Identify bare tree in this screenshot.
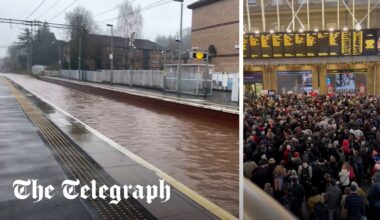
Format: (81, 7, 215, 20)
(65, 6, 98, 37)
(65, 6, 98, 69)
(116, 0, 143, 39)
(155, 28, 192, 59)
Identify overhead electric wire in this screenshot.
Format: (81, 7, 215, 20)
(36, 0, 61, 20)
(97, 0, 172, 23)
(25, 0, 47, 20)
(50, 0, 79, 21)
(0, 18, 85, 30)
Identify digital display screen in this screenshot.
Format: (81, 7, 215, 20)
(272, 34, 284, 57)
(244, 29, 379, 58)
(352, 31, 363, 55)
(249, 34, 261, 58)
(283, 33, 295, 57)
(363, 29, 377, 55)
(295, 33, 306, 57)
(329, 31, 341, 56)
(341, 31, 353, 55)
(306, 32, 318, 57)
(260, 34, 272, 58)
(243, 34, 250, 59)
(317, 32, 329, 56)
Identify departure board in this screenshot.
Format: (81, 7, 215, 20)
(317, 32, 329, 56)
(243, 34, 250, 58)
(272, 34, 284, 57)
(341, 31, 353, 55)
(260, 34, 272, 58)
(283, 33, 295, 57)
(378, 30, 380, 54)
(295, 33, 306, 57)
(329, 31, 341, 56)
(249, 34, 261, 58)
(306, 32, 317, 57)
(363, 30, 377, 55)
(353, 31, 363, 55)
(244, 29, 379, 59)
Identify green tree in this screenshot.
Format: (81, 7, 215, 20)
(33, 22, 59, 66)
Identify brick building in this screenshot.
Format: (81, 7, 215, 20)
(188, 0, 239, 72)
(63, 34, 166, 71)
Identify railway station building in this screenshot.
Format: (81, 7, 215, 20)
(188, 0, 239, 73)
(244, 0, 380, 96)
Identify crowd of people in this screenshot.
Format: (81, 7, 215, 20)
(243, 94, 380, 220)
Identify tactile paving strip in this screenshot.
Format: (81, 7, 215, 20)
(2, 77, 156, 220)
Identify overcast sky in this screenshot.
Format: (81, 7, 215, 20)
(0, 0, 197, 58)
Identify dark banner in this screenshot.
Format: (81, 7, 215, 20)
(244, 72, 263, 84)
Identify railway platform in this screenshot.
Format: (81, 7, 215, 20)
(0, 75, 236, 220)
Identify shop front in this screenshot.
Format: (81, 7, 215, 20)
(244, 71, 263, 97)
(276, 71, 313, 94)
(326, 69, 367, 94)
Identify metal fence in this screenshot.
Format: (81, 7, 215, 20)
(164, 64, 213, 96)
(57, 69, 164, 89)
(55, 67, 214, 96)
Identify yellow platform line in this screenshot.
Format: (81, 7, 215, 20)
(5, 76, 237, 220)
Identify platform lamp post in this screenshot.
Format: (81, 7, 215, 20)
(174, 0, 184, 95)
(107, 24, 114, 84)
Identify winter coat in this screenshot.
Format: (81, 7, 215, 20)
(324, 185, 342, 210)
(339, 169, 350, 186)
(368, 182, 380, 207)
(342, 139, 350, 154)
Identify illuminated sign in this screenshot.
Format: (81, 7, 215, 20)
(341, 31, 353, 55)
(363, 29, 377, 55)
(243, 34, 250, 58)
(272, 34, 284, 57)
(329, 31, 341, 56)
(317, 32, 329, 56)
(261, 34, 272, 58)
(249, 34, 261, 58)
(352, 31, 363, 55)
(283, 33, 295, 57)
(244, 29, 379, 59)
(295, 33, 306, 57)
(306, 32, 318, 57)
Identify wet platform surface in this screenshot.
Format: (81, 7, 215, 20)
(1, 75, 235, 219)
(0, 79, 95, 220)
(6, 73, 239, 216)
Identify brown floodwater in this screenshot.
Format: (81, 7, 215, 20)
(7, 74, 239, 217)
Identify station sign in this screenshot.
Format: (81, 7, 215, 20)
(244, 29, 379, 59)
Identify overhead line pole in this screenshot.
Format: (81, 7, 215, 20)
(0, 18, 85, 75)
